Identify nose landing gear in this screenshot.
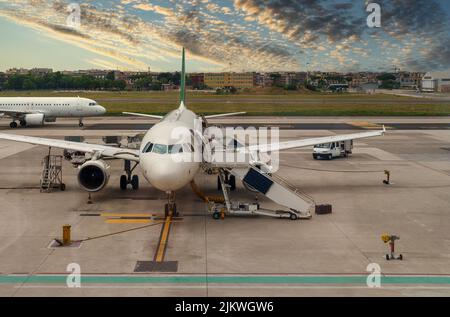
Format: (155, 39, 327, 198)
(164, 191, 178, 217)
(120, 160, 139, 190)
(78, 118, 84, 128)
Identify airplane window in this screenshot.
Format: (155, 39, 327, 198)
(169, 144, 183, 154)
(142, 142, 154, 153)
(152, 144, 167, 154)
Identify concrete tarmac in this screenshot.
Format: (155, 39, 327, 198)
(0, 116, 449, 296)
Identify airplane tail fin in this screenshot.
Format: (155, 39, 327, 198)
(179, 47, 186, 110)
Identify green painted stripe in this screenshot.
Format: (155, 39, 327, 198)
(0, 275, 449, 285)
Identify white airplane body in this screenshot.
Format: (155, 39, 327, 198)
(0, 48, 385, 215)
(0, 97, 106, 128)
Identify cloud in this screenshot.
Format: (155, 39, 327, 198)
(0, 0, 449, 72)
(0, 0, 301, 71)
(233, 0, 363, 45)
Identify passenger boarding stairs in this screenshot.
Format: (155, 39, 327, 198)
(230, 165, 314, 219)
(40, 155, 64, 192)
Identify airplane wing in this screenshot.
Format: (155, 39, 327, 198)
(240, 127, 385, 153)
(205, 112, 246, 119)
(0, 133, 140, 162)
(0, 109, 39, 117)
(122, 112, 163, 119)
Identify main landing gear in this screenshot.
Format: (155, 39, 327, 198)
(165, 191, 178, 217)
(120, 160, 139, 190)
(78, 118, 84, 128)
(9, 120, 27, 128)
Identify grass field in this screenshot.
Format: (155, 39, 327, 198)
(1, 90, 449, 116)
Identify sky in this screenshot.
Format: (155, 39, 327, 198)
(0, 0, 449, 72)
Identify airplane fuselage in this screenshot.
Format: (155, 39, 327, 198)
(0, 97, 106, 126)
(138, 104, 200, 191)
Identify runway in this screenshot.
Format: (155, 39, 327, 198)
(1, 116, 449, 131)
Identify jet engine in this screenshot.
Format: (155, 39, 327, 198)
(77, 160, 110, 192)
(23, 113, 45, 126)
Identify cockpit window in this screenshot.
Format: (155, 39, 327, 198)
(152, 144, 168, 154)
(89, 102, 97, 106)
(142, 142, 154, 153)
(168, 144, 183, 154)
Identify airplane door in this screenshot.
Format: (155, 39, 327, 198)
(76, 100, 83, 114)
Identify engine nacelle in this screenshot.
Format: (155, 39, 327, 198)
(77, 160, 110, 192)
(24, 113, 45, 126)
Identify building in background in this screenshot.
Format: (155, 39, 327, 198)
(5, 68, 31, 75)
(188, 73, 205, 88)
(421, 72, 450, 92)
(395, 71, 424, 89)
(29, 68, 53, 76)
(204, 72, 255, 89)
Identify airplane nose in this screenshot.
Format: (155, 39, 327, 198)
(143, 157, 187, 191)
(99, 106, 106, 115)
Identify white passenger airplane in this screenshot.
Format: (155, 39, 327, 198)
(0, 48, 385, 217)
(0, 97, 106, 128)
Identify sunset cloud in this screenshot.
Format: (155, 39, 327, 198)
(0, 0, 449, 72)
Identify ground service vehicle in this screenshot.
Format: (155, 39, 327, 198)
(313, 140, 353, 160)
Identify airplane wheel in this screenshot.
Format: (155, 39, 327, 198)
(120, 175, 127, 190)
(385, 254, 390, 261)
(79, 122, 84, 128)
(229, 175, 236, 191)
(19, 120, 26, 127)
(60, 183, 66, 191)
(173, 204, 178, 217)
(328, 154, 332, 160)
(289, 213, 298, 221)
(164, 204, 169, 217)
(9, 122, 17, 128)
(131, 175, 139, 190)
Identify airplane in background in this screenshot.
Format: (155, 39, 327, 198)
(0, 97, 106, 128)
(0, 48, 385, 219)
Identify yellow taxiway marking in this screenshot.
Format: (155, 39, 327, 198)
(101, 213, 154, 218)
(105, 219, 154, 224)
(155, 216, 172, 262)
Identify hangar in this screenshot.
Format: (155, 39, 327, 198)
(421, 71, 450, 92)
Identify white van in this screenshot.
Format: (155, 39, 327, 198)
(313, 140, 353, 160)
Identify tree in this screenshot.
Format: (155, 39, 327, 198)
(23, 79, 37, 90)
(285, 83, 298, 91)
(106, 71, 115, 81)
